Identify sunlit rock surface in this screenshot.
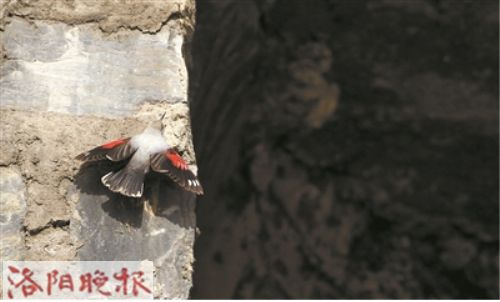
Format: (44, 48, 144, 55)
(0, 0, 197, 298)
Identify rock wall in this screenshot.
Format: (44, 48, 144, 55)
(0, 0, 197, 298)
(190, 0, 498, 299)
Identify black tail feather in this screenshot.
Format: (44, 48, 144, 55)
(101, 167, 144, 198)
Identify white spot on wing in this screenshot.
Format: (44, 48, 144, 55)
(147, 228, 167, 237)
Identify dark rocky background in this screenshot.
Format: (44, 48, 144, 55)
(188, 0, 499, 299)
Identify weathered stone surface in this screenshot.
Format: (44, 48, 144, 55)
(0, 0, 194, 34)
(71, 165, 196, 298)
(0, 0, 197, 299)
(0, 166, 26, 260)
(1, 18, 188, 117)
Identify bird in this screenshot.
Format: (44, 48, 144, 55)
(75, 117, 203, 198)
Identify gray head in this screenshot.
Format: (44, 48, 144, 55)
(146, 112, 166, 132)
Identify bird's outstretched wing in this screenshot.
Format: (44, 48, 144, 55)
(75, 138, 137, 162)
(150, 148, 204, 195)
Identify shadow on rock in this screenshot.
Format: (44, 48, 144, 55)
(74, 161, 144, 228)
(143, 172, 197, 229)
(74, 162, 196, 230)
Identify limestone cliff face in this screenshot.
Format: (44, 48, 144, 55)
(0, 0, 197, 298)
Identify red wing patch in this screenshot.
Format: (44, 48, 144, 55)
(102, 139, 128, 149)
(165, 149, 188, 170)
(76, 137, 134, 162)
(150, 150, 204, 195)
